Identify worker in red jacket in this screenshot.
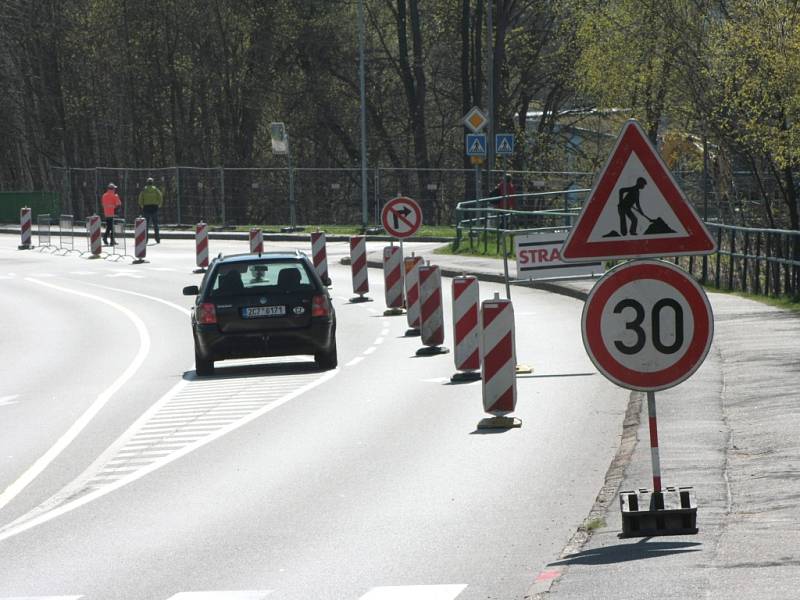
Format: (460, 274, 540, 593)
(101, 183, 122, 245)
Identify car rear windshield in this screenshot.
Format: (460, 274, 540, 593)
(209, 261, 314, 296)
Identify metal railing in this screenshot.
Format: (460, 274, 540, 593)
(37, 214, 54, 250)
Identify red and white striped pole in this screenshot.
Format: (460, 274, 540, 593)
(87, 214, 102, 258)
(451, 275, 481, 381)
(478, 292, 520, 428)
(311, 230, 328, 284)
(249, 227, 263, 254)
(194, 221, 209, 273)
(404, 254, 424, 335)
(18, 207, 32, 250)
(132, 217, 147, 264)
(647, 391, 662, 492)
(382, 245, 404, 315)
(416, 264, 449, 356)
(349, 235, 370, 301)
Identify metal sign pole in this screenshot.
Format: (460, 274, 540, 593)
(647, 391, 662, 493)
(287, 133, 296, 230)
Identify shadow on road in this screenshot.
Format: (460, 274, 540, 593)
(184, 360, 321, 381)
(549, 539, 702, 566)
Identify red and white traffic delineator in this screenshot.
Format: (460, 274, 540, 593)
(18, 207, 32, 250)
(404, 254, 424, 334)
(194, 221, 209, 272)
(451, 275, 481, 381)
(311, 230, 329, 284)
(133, 217, 147, 263)
(249, 227, 263, 254)
(382, 245, 405, 314)
(87, 214, 102, 258)
(478, 292, 520, 428)
(349, 235, 370, 301)
(416, 264, 449, 355)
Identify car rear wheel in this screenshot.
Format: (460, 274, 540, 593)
(195, 346, 215, 376)
(315, 339, 338, 370)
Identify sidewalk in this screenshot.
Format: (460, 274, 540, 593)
(369, 248, 800, 600)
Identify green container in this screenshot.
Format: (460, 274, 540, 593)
(0, 191, 61, 224)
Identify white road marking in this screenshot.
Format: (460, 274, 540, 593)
(0, 279, 151, 516)
(0, 596, 84, 599)
(166, 592, 273, 599)
(359, 585, 467, 599)
(0, 395, 19, 407)
(363, 346, 376, 355)
(106, 272, 143, 278)
(0, 366, 340, 542)
(374, 337, 384, 345)
(146, 267, 178, 272)
(422, 377, 452, 384)
(346, 356, 365, 367)
(69, 271, 97, 275)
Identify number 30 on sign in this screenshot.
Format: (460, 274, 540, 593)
(581, 260, 713, 392)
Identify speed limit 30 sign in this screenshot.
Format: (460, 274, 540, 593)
(582, 260, 713, 392)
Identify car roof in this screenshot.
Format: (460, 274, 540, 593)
(213, 251, 309, 265)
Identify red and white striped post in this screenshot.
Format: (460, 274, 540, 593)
(478, 292, 521, 428)
(647, 391, 662, 492)
(403, 254, 424, 335)
(249, 227, 263, 254)
(132, 217, 147, 264)
(18, 207, 32, 250)
(194, 221, 209, 273)
(87, 214, 102, 258)
(349, 235, 370, 301)
(451, 275, 481, 381)
(416, 264, 449, 356)
(311, 230, 329, 284)
(382, 245, 404, 315)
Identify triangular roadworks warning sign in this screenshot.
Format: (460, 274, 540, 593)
(561, 120, 716, 262)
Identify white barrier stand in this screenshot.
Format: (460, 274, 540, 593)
(403, 254, 424, 336)
(87, 214, 102, 258)
(133, 217, 147, 264)
(478, 292, 521, 428)
(249, 227, 264, 254)
(416, 263, 449, 356)
(451, 275, 481, 382)
(349, 235, 371, 302)
(311, 230, 329, 284)
(382, 245, 405, 315)
(194, 221, 209, 273)
(18, 207, 32, 250)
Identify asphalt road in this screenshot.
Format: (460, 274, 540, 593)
(0, 234, 629, 599)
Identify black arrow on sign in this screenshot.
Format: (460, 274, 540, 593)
(392, 206, 412, 229)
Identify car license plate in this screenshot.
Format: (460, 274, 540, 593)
(242, 305, 286, 318)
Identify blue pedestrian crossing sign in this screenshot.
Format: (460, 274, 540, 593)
(496, 133, 515, 155)
(466, 133, 487, 156)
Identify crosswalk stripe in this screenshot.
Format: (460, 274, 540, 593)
(165, 592, 272, 599)
(359, 585, 467, 600)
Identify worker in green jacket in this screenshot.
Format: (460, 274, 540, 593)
(138, 177, 163, 243)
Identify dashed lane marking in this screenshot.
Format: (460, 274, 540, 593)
(166, 592, 273, 599)
(0, 395, 19, 407)
(358, 585, 467, 599)
(346, 356, 365, 367)
(363, 347, 376, 355)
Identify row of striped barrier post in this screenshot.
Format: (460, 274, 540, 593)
(350, 235, 369, 301)
(87, 215, 102, 258)
(18, 207, 32, 250)
(404, 254, 424, 336)
(382, 245, 404, 315)
(250, 228, 263, 254)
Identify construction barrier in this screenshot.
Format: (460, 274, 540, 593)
(195, 221, 209, 272)
(249, 227, 263, 254)
(451, 275, 481, 381)
(311, 231, 328, 283)
(86, 214, 102, 257)
(478, 293, 520, 428)
(416, 264, 448, 355)
(349, 235, 370, 301)
(108, 218, 127, 260)
(18, 207, 32, 249)
(404, 254, 424, 334)
(38, 213, 53, 249)
(382, 245, 404, 314)
(133, 217, 147, 263)
(58, 214, 75, 253)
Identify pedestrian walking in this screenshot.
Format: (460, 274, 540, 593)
(138, 176, 163, 243)
(101, 183, 121, 245)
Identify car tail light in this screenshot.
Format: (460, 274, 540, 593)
(312, 294, 330, 317)
(197, 302, 217, 324)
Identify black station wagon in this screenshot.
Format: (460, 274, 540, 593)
(183, 251, 337, 375)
